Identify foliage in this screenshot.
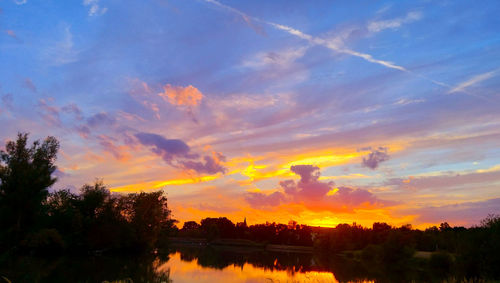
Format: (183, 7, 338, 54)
(0, 133, 175, 255)
(44, 182, 175, 253)
(0, 133, 59, 247)
(177, 219, 313, 246)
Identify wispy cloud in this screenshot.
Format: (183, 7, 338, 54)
(128, 79, 162, 120)
(37, 98, 61, 127)
(13, 0, 27, 5)
(203, 0, 467, 95)
(43, 25, 79, 66)
(0, 93, 14, 115)
(83, 0, 107, 17)
(23, 78, 37, 93)
(242, 47, 308, 69)
(367, 11, 422, 33)
(203, 0, 408, 72)
(394, 98, 425, 106)
(403, 198, 500, 227)
(448, 70, 497, 94)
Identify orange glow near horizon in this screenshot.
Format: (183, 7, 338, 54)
(109, 175, 220, 192)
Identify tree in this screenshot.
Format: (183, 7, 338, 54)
(126, 191, 173, 251)
(0, 133, 59, 245)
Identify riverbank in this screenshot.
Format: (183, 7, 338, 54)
(168, 237, 313, 253)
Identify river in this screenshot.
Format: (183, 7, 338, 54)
(1, 246, 450, 282)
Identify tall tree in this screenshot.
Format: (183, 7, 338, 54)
(0, 133, 59, 244)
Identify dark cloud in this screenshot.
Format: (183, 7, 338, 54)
(87, 112, 116, 127)
(135, 132, 226, 174)
(135, 132, 193, 161)
(61, 103, 83, 120)
(362, 147, 390, 169)
(246, 165, 387, 212)
(180, 152, 226, 174)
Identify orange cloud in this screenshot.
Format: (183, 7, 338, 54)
(245, 165, 392, 213)
(159, 84, 203, 106)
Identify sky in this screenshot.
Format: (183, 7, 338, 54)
(1, 0, 500, 229)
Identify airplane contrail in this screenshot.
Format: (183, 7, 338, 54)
(202, 0, 493, 99)
(203, 0, 409, 72)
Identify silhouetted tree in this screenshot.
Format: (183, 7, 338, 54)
(0, 133, 59, 247)
(126, 191, 173, 251)
(182, 221, 200, 231)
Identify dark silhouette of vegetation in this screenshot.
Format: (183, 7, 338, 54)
(1, 254, 172, 282)
(0, 133, 59, 249)
(176, 218, 313, 246)
(0, 133, 175, 256)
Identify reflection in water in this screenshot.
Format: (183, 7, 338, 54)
(160, 251, 341, 283)
(1, 254, 172, 283)
(1, 246, 447, 282)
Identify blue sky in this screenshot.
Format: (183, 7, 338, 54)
(1, 0, 500, 227)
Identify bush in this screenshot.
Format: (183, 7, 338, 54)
(430, 251, 453, 275)
(23, 229, 65, 254)
(361, 244, 382, 263)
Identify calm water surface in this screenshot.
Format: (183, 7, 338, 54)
(1, 246, 445, 282)
(160, 251, 348, 283)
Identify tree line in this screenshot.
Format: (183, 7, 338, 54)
(0, 133, 175, 255)
(175, 218, 313, 246)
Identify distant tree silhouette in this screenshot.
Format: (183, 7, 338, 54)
(182, 221, 201, 231)
(0, 133, 59, 247)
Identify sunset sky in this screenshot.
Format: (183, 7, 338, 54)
(1, 0, 499, 228)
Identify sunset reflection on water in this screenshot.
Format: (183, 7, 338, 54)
(156, 252, 371, 283)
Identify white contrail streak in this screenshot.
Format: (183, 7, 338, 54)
(204, 0, 407, 72)
(203, 0, 494, 100)
(448, 70, 496, 94)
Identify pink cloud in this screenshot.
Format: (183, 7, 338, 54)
(97, 134, 131, 161)
(246, 165, 389, 212)
(158, 84, 203, 107)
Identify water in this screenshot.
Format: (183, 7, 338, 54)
(1, 246, 448, 282)
(160, 252, 340, 283)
